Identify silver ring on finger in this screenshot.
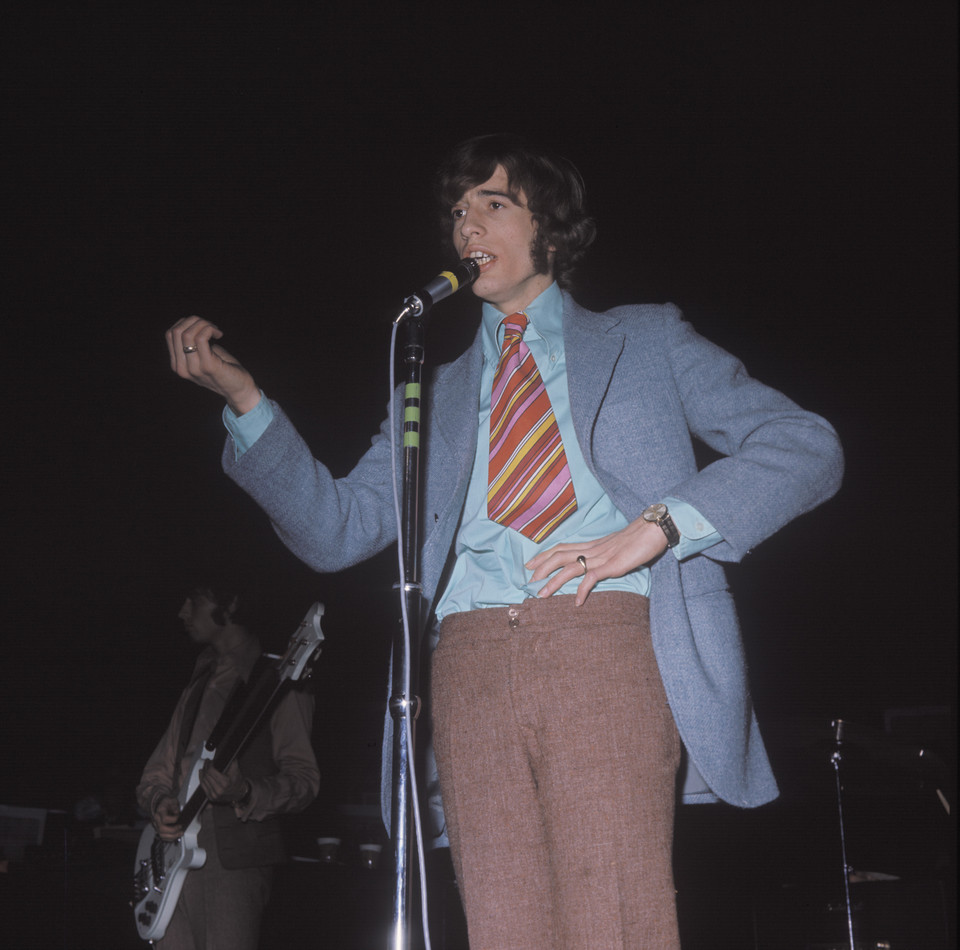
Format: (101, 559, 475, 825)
(576, 555, 588, 574)
(183, 344, 199, 354)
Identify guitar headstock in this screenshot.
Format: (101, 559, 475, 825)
(277, 602, 325, 683)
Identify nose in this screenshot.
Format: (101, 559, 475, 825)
(456, 206, 483, 241)
(178, 598, 191, 620)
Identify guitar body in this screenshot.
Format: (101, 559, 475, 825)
(132, 746, 212, 941)
(131, 602, 325, 943)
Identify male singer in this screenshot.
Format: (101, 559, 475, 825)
(166, 134, 843, 949)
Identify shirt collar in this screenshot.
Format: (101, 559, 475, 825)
(481, 282, 563, 354)
(195, 634, 262, 678)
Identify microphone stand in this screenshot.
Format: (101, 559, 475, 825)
(388, 310, 426, 950)
(387, 259, 477, 950)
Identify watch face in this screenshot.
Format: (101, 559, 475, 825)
(644, 503, 667, 522)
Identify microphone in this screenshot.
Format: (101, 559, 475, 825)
(396, 258, 481, 322)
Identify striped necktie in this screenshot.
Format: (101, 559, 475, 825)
(487, 312, 577, 542)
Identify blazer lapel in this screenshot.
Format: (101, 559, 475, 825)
(563, 296, 625, 457)
(431, 326, 482, 460)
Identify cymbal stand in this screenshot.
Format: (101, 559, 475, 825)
(830, 719, 857, 950)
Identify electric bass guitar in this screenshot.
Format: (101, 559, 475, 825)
(131, 602, 325, 943)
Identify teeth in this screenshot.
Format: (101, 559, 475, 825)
(468, 251, 495, 264)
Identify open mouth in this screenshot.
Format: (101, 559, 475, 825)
(467, 251, 496, 267)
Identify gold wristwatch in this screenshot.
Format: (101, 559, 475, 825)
(642, 503, 681, 548)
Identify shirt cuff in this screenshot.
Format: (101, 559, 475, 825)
(662, 497, 722, 560)
(222, 391, 273, 459)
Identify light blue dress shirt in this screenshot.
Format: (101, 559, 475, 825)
(433, 283, 719, 617)
(223, 282, 721, 618)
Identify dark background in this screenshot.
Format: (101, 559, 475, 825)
(1, 3, 956, 947)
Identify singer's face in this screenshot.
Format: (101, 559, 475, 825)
(450, 165, 553, 314)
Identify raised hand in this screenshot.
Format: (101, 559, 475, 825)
(165, 315, 261, 415)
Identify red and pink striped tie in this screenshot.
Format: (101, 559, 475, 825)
(487, 313, 577, 542)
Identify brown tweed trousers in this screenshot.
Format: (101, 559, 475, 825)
(432, 591, 682, 950)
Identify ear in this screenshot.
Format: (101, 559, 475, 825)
(224, 595, 240, 622)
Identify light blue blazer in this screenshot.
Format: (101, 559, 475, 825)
(223, 295, 843, 815)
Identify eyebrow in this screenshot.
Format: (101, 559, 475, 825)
(475, 187, 522, 205)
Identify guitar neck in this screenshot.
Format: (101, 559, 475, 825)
(178, 785, 209, 830)
(176, 664, 288, 828)
(211, 665, 285, 771)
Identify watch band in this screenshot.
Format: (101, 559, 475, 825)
(643, 503, 681, 548)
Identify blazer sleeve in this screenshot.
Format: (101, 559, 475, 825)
(658, 306, 844, 561)
(221, 398, 400, 573)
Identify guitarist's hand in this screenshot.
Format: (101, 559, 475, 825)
(199, 760, 248, 805)
(153, 796, 184, 841)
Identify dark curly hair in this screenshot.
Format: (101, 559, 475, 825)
(435, 134, 597, 289)
(186, 570, 258, 628)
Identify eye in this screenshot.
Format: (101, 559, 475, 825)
(489, 201, 503, 210)
(451, 207, 465, 219)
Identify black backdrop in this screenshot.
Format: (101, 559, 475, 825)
(2, 2, 955, 885)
